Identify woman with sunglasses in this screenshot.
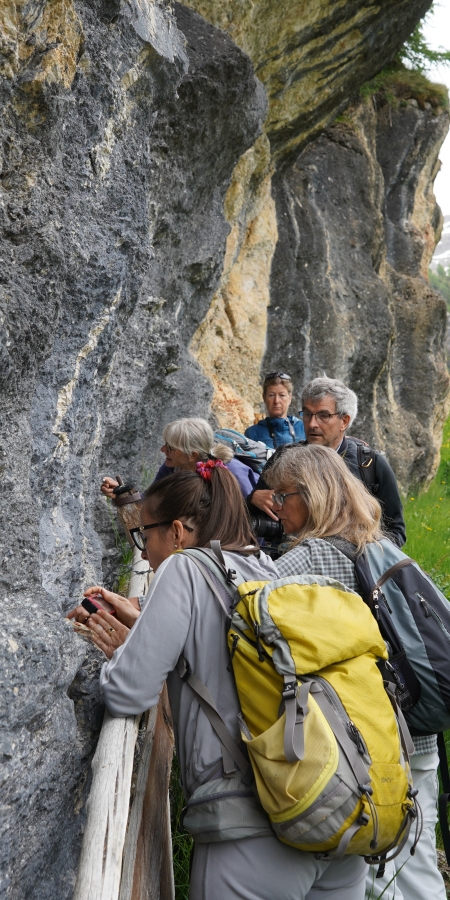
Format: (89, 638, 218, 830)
(81, 461, 367, 900)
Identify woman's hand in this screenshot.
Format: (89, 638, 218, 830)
(250, 489, 279, 521)
(100, 477, 119, 499)
(88, 610, 130, 659)
(67, 586, 141, 628)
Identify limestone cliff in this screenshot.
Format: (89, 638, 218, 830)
(0, 0, 446, 896)
(263, 96, 449, 491)
(182, 0, 432, 158)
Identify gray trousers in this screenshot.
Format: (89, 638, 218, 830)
(190, 835, 367, 900)
(365, 751, 446, 900)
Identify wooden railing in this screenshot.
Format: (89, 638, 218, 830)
(74, 494, 175, 900)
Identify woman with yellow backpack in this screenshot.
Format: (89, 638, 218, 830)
(90, 462, 370, 899)
(265, 443, 445, 900)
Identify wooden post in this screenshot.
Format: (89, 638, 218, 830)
(73, 546, 150, 900)
(75, 493, 175, 900)
(119, 685, 174, 900)
(73, 711, 141, 900)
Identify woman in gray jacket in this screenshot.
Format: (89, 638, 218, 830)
(88, 462, 367, 900)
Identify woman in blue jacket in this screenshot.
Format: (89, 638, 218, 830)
(245, 373, 304, 520)
(245, 372, 305, 449)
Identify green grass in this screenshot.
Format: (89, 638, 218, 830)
(170, 756, 193, 900)
(403, 415, 450, 869)
(403, 416, 450, 600)
(359, 62, 448, 112)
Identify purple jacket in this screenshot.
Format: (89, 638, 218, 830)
(153, 458, 259, 499)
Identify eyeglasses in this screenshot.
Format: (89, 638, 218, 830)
(272, 491, 301, 507)
(162, 441, 174, 453)
(130, 522, 193, 551)
(299, 410, 342, 424)
(265, 372, 291, 381)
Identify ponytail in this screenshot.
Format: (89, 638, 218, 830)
(143, 467, 257, 553)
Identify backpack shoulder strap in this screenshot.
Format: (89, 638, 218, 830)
(346, 437, 378, 494)
(177, 545, 252, 783)
(319, 535, 359, 562)
(177, 655, 252, 782)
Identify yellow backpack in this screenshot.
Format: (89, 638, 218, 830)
(181, 548, 419, 865)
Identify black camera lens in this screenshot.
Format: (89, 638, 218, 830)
(250, 515, 284, 541)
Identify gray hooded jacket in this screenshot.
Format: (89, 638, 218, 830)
(100, 549, 277, 797)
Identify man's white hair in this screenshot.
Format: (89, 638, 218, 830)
(301, 377, 358, 428)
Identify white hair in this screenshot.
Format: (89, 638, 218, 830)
(301, 377, 358, 428)
(162, 418, 233, 462)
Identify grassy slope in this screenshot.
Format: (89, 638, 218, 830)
(403, 416, 450, 599)
(403, 416, 450, 872)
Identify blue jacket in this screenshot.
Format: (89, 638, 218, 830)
(245, 416, 305, 450)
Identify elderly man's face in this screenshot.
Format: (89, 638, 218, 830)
(302, 394, 350, 450)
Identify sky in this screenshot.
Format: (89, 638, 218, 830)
(422, 2, 450, 218)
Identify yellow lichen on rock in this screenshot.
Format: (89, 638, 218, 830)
(2, 0, 83, 89)
(190, 134, 278, 430)
(180, 0, 425, 159)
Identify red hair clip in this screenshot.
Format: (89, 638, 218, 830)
(196, 459, 226, 481)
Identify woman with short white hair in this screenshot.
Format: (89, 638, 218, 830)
(101, 417, 260, 500)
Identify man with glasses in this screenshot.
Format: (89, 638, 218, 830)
(250, 376, 405, 546)
(299, 376, 405, 546)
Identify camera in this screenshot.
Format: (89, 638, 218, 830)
(250, 513, 284, 542)
(81, 593, 117, 617)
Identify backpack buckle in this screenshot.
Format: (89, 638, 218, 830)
(282, 679, 298, 700)
(177, 656, 191, 682)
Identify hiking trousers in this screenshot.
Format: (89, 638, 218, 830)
(190, 834, 367, 900)
(365, 751, 446, 900)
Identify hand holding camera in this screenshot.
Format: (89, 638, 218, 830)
(67, 586, 141, 629)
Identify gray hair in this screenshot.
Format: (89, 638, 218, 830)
(162, 418, 233, 463)
(301, 377, 358, 428)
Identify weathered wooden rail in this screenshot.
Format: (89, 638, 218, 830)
(74, 488, 175, 900)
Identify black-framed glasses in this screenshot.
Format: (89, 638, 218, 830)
(272, 491, 301, 507)
(265, 372, 291, 381)
(130, 522, 194, 551)
(299, 410, 341, 424)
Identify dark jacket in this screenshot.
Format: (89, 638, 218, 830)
(245, 416, 305, 449)
(337, 436, 405, 547)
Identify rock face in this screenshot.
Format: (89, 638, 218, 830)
(0, 0, 447, 896)
(264, 100, 449, 490)
(182, 0, 432, 158)
(0, 3, 266, 897)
